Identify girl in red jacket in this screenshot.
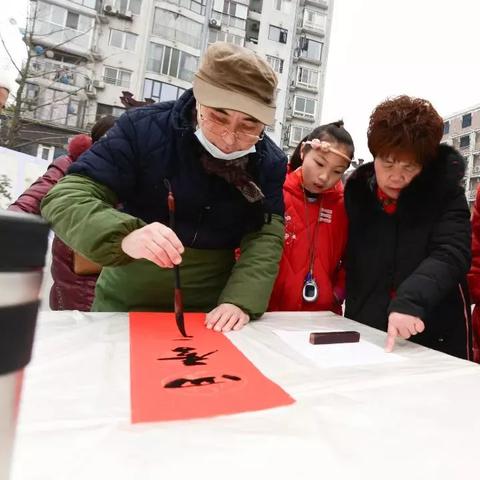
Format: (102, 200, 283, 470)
(269, 121, 354, 314)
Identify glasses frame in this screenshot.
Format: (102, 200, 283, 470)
(199, 107, 265, 145)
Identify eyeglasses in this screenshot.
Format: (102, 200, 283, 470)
(303, 139, 352, 163)
(199, 108, 265, 145)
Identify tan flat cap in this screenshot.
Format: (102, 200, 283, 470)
(193, 42, 278, 125)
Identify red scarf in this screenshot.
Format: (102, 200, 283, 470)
(376, 187, 397, 214)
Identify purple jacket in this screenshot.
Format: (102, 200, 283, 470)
(8, 134, 98, 311)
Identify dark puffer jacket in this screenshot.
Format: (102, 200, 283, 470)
(41, 89, 287, 315)
(8, 135, 97, 311)
(69, 89, 286, 250)
(344, 145, 472, 360)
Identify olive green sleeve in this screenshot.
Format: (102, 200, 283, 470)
(40, 174, 146, 266)
(218, 213, 284, 319)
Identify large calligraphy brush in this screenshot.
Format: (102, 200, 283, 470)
(164, 179, 188, 338)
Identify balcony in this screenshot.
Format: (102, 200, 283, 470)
(152, 24, 202, 49)
(304, 0, 329, 9)
(27, 59, 87, 91)
(300, 20, 326, 37)
(292, 111, 316, 122)
(211, 11, 246, 30)
(295, 80, 319, 93)
(248, 10, 261, 22)
(32, 19, 93, 58)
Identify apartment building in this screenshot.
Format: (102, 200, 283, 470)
(442, 104, 480, 206)
(20, 0, 334, 158)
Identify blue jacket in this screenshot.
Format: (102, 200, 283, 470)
(69, 89, 287, 249)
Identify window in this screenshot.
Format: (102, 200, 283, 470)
(473, 154, 480, 173)
(269, 25, 288, 44)
(35, 2, 94, 49)
(208, 29, 244, 46)
(462, 113, 472, 129)
(37, 144, 55, 162)
(36, 89, 82, 127)
(299, 37, 323, 62)
(71, 0, 96, 7)
(109, 29, 137, 51)
(289, 125, 311, 146)
(143, 79, 185, 103)
(165, 0, 206, 15)
(443, 121, 449, 135)
(274, 0, 291, 12)
(65, 12, 79, 29)
(104, 67, 132, 87)
(211, 1, 247, 29)
(96, 103, 125, 121)
(293, 95, 316, 119)
(113, 0, 142, 15)
(297, 66, 319, 89)
(303, 9, 327, 31)
(266, 55, 284, 74)
(153, 9, 202, 49)
(146, 43, 198, 82)
(460, 135, 470, 149)
(25, 83, 39, 100)
(214, 0, 248, 18)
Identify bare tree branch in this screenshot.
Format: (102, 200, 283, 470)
(0, 32, 22, 75)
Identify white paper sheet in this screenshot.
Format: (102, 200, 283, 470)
(273, 329, 404, 367)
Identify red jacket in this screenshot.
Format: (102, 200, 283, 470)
(269, 169, 348, 314)
(8, 134, 98, 311)
(467, 185, 480, 363)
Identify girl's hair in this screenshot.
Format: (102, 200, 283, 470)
(367, 95, 443, 165)
(91, 115, 116, 143)
(289, 121, 355, 171)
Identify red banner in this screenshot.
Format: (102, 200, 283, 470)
(130, 312, 294, 423)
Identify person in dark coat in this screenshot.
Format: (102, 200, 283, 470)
(344, 95, 472, 360)
(8, 116, 115, 310)
(41, 42, 287, 332)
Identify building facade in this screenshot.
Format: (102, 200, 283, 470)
(21, 0, 334, 158)
(442, 104, 480, 207)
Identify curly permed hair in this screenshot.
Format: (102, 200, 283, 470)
(368, 95, 443, 165)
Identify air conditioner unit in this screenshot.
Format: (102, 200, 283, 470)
(93, 80, 105, 89)
(103, 2, 113, 14)
(209, 18, 221, 29)
(118, 9, 133, 20)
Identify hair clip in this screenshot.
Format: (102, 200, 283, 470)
(303, 139, 352, 163)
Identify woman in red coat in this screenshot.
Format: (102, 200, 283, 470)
(8, 116, 115, 310)
(467, 186, 480, 362)
(269, 121, 354, 313)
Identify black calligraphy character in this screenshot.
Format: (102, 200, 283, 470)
(164, 374, 242, 389)
(157, 347, 218, 366)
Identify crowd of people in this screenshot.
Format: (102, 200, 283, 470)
(6, 42, 480, 362)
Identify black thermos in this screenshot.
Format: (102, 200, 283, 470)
(0, 210, 49, 480)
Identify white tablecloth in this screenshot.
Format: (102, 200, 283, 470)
(11, 311, 480, 480)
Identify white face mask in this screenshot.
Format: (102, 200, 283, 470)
(194, 127, 256, 161)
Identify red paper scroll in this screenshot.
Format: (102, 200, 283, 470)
(129, 312, 294, 422)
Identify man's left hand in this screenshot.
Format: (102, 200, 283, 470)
(205, 303, 250, 332)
